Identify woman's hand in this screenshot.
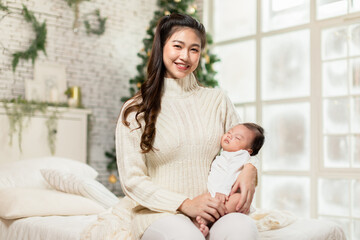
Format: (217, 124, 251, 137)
(230, 163, 257, 214)
(215, 193, 228, 204)
(178, 193, 226, 223)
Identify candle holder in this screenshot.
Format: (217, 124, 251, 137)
(65, 86, 82, 108)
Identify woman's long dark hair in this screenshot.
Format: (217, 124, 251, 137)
(122, 13, 206, 153)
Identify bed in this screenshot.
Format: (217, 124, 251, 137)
(0, 214, 346, 240)
(0, 156, 119, 240)
(0, 157, 346, 240)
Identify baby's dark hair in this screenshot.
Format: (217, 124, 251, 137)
(242, 122, 265, 156)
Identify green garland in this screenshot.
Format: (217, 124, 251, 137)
(0, 2, 11, 53)
(64, 0, 90, 7)
(0, 2, 10, 13)
(84, 9, 107, 35)
(105, 146, 117, 171)
(64, 0, 90, 31)
(12, 5, 47, 72)
(1, 97, 68, 154)
(46, 109, 59, 155)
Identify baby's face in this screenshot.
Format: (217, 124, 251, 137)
(221, 124, 255, 153)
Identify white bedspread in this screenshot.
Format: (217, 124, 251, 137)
(0, 215, 346, 240)
(0, 215, 97, 240)
(259, 218, 346, 240)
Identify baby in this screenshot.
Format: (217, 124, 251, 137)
(195, 122, 265, 236)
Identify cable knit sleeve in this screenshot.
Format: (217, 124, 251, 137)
(221, 90, 241, 132)
(116, 104, 188, 214)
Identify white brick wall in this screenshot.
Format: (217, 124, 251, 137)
(0, 0, 203, 196)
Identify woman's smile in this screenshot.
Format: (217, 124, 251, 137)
(174, 62, 189, 70)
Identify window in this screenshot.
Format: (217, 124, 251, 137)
(204, 0, 360, 239)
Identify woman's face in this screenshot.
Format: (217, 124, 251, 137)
(163, 27, 201, 79)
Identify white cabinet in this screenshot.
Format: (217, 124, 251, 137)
(0, 105, 91, 164)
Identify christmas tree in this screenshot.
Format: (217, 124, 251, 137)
(106, 0, 220, 174)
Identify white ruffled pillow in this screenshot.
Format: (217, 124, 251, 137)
(41, 169, 120, 209)
(0, 188, 105, 219)
(0, 157, 98, 189)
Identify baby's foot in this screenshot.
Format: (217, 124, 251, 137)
(196, 216, 209, 237)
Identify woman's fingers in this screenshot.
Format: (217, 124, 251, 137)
(232, 163, 257, 213)
(199, 195, 225, 220)
(206, 205, 220, 219)
(200, 211, 215, 223)
(235, 194, 245, 212)
(216, 202, 226, 216)
(208, 197, 226, 217)
(230, 181, 239, 195)
(180, 193, 229, 221)
(243, 190, 254, 213)
(236, 188, 254, 213)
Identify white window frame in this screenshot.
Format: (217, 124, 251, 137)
(204, 0, 360, 238)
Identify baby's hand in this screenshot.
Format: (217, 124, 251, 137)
(215, 193, 228, 204)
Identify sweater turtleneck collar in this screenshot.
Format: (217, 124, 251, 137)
(163, 73, 200, 98)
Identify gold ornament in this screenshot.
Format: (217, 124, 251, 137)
(204, 54, 210, 64)
(108, 174, 117, 184)
(164, 10, 170, 16)
(147, 50, 151, 57)
(188, 4, 197, 14)
(137, 82, 142, 88)
(66, 86, 82, 108)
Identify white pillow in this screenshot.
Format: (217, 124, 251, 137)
(0, 188, 105, 219)
(0, 157, 98, 189)
(41, 169, 120, 209)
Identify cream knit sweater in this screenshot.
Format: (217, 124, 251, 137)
(117, 73, 240, 239)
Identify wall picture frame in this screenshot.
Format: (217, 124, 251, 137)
(26, 62, 67, 103)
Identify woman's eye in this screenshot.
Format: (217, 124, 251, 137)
(191, 48, 199, 52)
(174, 45, 181, 49)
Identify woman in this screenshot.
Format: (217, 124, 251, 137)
(116, 13, 258, 240)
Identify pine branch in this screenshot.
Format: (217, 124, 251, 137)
(11, 5, 47, 72)
(0, 1, 9, 12)
(65, 0, 90, 7)
(84, 9, 107, 35)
